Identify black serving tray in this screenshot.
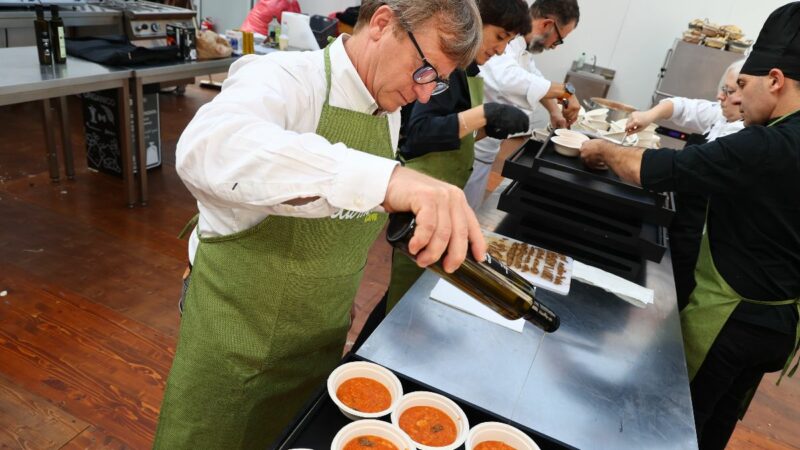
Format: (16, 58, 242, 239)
(272, 354, 576, 450)
(499, 181, 667, 263)
(494, 214, 644, 282)
(502, 139, 675, 227)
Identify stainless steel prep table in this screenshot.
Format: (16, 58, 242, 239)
(357, 177, 698, 450)
(127, 57, 237, 206)
(0, 46, 135, 205)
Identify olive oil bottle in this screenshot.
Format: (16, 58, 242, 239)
(49, 5, 67, 64)
(34, 5, 52, 65)
(386, 213, 560, 332)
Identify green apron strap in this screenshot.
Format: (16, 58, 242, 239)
(386, 75, 485, 311)
(323, 45, 333, 104)
(776, 300, 800, 385)
(177, 213, 200, 239)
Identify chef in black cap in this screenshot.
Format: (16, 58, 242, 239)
(579, 3, 800, 448)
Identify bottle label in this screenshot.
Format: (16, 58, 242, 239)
(57, 27, 66, 58)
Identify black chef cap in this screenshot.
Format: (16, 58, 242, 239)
(741, 2, 800, 80)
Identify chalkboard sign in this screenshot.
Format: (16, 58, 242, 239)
(82, 87, 161, 176)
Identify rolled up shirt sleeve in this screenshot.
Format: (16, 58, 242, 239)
(666, 97, 722, 135)
(176, 54, 398, 217)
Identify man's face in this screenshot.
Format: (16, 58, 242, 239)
(476, 24, 516, 65)
(718, 69, 743, 122)
(366, 17, 458, 112)
(737, 74, 777, 126)
(526, 18, 576, 54)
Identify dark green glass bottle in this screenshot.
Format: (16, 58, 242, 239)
(387, 213, 560, 332)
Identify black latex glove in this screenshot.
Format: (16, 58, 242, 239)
(484, 102, 530, 139)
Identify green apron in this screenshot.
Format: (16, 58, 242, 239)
(386, 76, 484, 312)
(681, 111, 800, 385)
(153, 45, 393, 449)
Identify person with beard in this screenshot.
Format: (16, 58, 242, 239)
(463, 0, 581, 210)
(580, 4, 800, 448)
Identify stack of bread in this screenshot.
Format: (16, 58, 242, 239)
(683, 19, 752, 53)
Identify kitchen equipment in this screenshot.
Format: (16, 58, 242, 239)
(386, 213, 560, 333)
(653, 39, 744, 133)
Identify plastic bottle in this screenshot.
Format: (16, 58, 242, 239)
(576, 52, 586, 70)
(268, 16, 280, 43)
(386, 213, 560, 333)
(278, 21, 289, 51)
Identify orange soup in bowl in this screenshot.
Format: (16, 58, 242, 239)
(474, 441, 518, 450)
(398, 406, 457, 447)
(344, 435, 399, 450)
(336, 377, 392, 413)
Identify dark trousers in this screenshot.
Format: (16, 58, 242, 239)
(690, 318, 796, 449)
(669, 191, 707, 310)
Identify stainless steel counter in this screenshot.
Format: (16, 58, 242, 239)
(0, 46, 134, 205)
(357, 178, 698, 449)
(0, 46, 131, 105)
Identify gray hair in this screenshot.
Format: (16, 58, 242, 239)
(356, 0, 482, 68)
(719, 59, 746, 91)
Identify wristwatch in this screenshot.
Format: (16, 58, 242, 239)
(561, 82, 575, 101)
(560, 82, 575, 107)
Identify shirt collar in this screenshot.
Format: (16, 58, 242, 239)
(329, 35, 382, 115)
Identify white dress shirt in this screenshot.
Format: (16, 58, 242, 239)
(474, 36, 552, 164)
(177, 36, 400, 262)
(464, 36, 553, 210)
(664, 97, 744, 142)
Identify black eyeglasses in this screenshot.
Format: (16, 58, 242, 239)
(550, 18, 564, 47)
(407, 31, 449, 95)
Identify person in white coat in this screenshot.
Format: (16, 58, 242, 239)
(625, 59, 746, 141)
(463, 0, 580, 210)
(625, 59, 746, 308)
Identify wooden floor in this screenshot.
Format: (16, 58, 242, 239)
(0, 82, 797, 449)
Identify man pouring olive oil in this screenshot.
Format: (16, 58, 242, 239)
(153, 1, 486, 448)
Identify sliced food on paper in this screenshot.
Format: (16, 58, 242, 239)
(483, 230, 573, 296)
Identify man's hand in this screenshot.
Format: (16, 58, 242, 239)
(562, 96, 580, 125)
(549, 111, 568, 130)
(579, 139, 612, 170)
(580, 139, 644, 185)
(382, 166, 487, 273)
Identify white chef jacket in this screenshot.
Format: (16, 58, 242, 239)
(177, 36, 401, 263)
(663, 97, 744, 142)
(474, 36, 552, 164)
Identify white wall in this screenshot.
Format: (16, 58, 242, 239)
(299, 0, 359, 17)
(199, 0, 253, 33)
(531, 0, 789, 110)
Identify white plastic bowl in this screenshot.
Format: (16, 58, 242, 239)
(584, 108, 609, 120)
(391, 391, 469, 450)
(331, 419, 415, 450)
(466, 422, 541, 450)
(582, 118, 610, 132)
(328, 361, 403, 420)
(550, 136, 583, 157)
(554, 129, 589, 143)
